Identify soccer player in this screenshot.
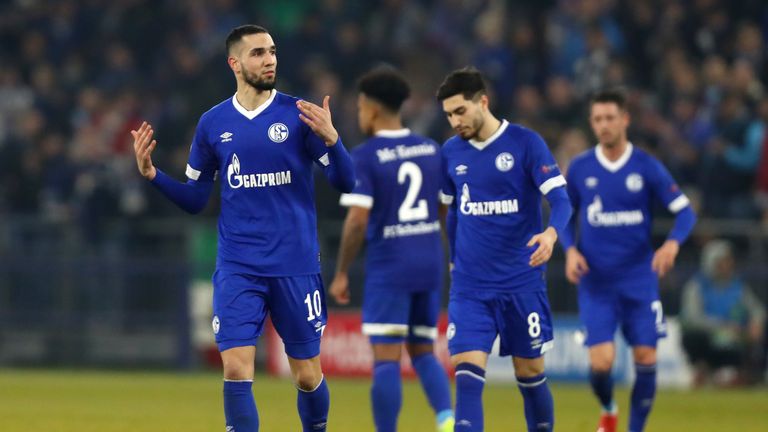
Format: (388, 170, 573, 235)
(560, 89, 697, 432)
(130, 25, 355, 432)
(436, 67, 572, 432)
(329, 67, 454, 432)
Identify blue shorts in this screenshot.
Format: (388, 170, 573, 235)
(447, 288, 554, 358)
(212, 271, 326, 359)
(578, 278, 666, 348)
(362, 288, 441, 344)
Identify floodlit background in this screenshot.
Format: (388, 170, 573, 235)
(0, 0, 766, 430)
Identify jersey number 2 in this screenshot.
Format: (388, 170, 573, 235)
(398, 162, 428, 222)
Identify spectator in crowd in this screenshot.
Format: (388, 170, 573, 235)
(681, 240, 766, 386)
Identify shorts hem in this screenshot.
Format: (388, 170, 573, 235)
(283, 338, 322, 360)
(218, 338, 258, 352)
(448, 344, 492, 356)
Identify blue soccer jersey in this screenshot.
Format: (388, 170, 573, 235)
(186, 90, 344, 276)
(339, 129, 444, 291)
(564, 143, 691, 283)
(440, 120, 567, 292)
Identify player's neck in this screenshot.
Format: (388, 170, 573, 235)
(372, 117, 403, 134)
(235, 85, 273, 111)
(476, 115, 501, 142)
(600, 139, 629, 161)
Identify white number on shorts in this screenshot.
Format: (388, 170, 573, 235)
(527, 312, 541, 338)
(651, 300, 663, 325)
(304, 290, 323, 321)
(397, 161, 429, 222)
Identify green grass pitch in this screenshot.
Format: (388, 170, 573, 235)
(1, 369, 765, 431)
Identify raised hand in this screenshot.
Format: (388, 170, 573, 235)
(131, 121, 157, 180)
(528, 227, 558, 267)
(329, 272, 351, 305)
(297, 95, 339, 146)
(565, 247, 590, 284)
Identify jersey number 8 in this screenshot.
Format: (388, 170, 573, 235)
(527, 312, 541, 338)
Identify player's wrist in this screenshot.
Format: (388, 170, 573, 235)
(324, 131, 339, 147)
(145, 166, 157, 181)
(545, 226, 558, 241)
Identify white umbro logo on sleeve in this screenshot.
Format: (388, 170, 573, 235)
(220, 132, 233, 142)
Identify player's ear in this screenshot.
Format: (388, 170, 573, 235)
(479, 94, 489, 111)
(227, 55, 239, 74)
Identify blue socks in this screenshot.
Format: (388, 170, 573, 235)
(454, 363, 485, 431)
(629, 363, 656, 432)
(517, 373, 554, 431)
(223, 380, 259, 432)
(412, 353, 453, 419)
(589, 369, 616, 412)
(297, 376, 330, 432)
(371, 361, 402, 432)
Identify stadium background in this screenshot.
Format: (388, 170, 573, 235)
(0, 0, 766, 430)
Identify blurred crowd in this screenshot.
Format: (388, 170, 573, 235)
(1, 0, 768, 227)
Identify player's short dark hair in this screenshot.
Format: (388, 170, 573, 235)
(226, 24, 269, 54)
(356, 66, 411, 113)
(436, 67, 486, 101)
(590, 89, 627, 111)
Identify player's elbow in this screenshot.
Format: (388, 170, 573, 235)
(336, 177, 355, 193)
(338, 176, 356, 194)
(181, 198, 208, 215)
(186, 205, 206, 215)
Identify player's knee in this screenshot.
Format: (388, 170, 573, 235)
(591, 358, 613, 373)
(633, 347, 657, 365)
(221, 358, 254, 381)
(294, 369, 323, 391)
(513, 358, 545, 377)
(372, 343, 403, 362)
(405, 342, 433, 359)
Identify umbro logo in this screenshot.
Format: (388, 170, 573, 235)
(220, 132, 233, 142)
(455, 164, 468, 175)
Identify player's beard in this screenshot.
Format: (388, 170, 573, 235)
(243, 68, 276, 91)
(600, 131, 622, 148)
(460, 115, 485, 140)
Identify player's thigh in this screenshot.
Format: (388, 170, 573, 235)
(578, 283, 619, 347)
(212, 270, 269, 351)
(618, 281, 666, 348)
(447, 289, 497, 356)
(497, 290, 554, 358)
(406, 288, 441, 345)
(267, 274, 326, 360)
(362, 287, 411, 344)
